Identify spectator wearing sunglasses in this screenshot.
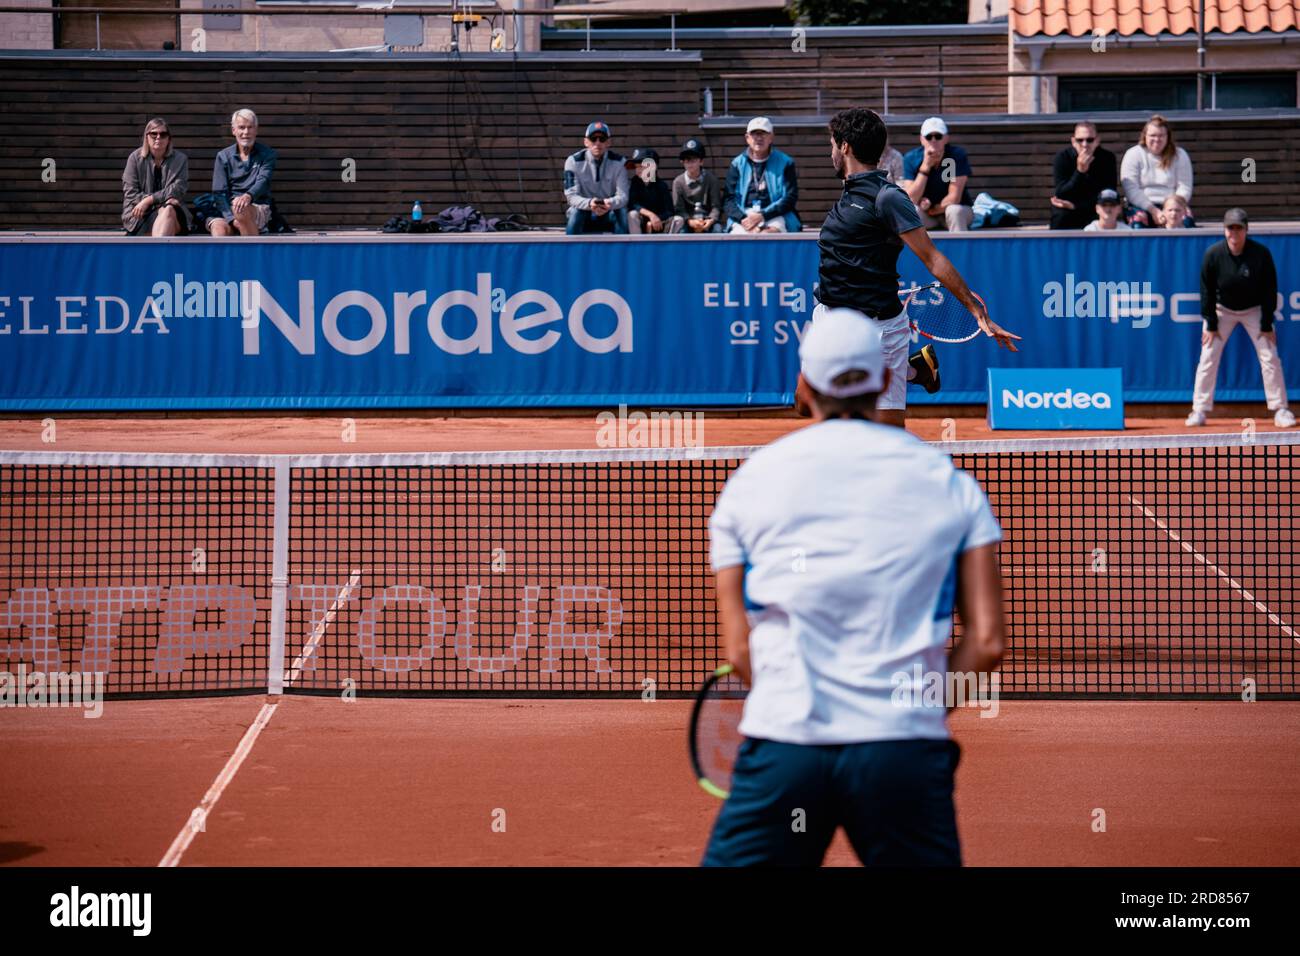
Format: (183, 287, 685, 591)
(722, 117, 801, 234)
(900, 117, 973, 232)
(1049, 121, 1118, 230)
(564, 120, 629, 235)
(121, 117, 192, 236)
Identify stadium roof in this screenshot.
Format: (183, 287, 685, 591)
(1010, 0, 1300, 37)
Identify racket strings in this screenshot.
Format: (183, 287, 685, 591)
(693, 677, 747, 796)
(906, 288, 982, 343)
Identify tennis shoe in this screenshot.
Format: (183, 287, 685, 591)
(1275, 408, 1296, 428)
(908, 345, 941, 394)
(1185, 410, 1207, 427)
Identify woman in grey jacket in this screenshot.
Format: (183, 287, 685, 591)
(121, 117, 192, 236)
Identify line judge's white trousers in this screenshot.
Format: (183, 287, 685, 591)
(1191, 304, 1289, 413)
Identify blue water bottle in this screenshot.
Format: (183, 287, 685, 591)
(411, 200, 423, 222)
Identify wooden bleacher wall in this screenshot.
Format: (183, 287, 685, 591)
(1, 52, 1297, 231)
(541, 26, 1010, 116)
(0, 52, 704, 231)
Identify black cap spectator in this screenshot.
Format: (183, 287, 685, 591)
(1083, 188, 1130, 232)
(671, 138, 723, 233)
(626, 148, 673, 235)
(563, 119, 629, 234)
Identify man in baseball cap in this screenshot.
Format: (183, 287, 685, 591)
(703, 304, 1006, 867)
(901, 116, 974, 232)
(723, 116, 800, 233)
(1187, 207, 1294, 428)
(563, 119, 629, 234)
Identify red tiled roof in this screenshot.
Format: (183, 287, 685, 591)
(1011, 0, 1300, 38)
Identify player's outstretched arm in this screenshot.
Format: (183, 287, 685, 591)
(901, 228, 1022, 352)
(714, 566, 753, 684)
(950, 542, 1006, 679)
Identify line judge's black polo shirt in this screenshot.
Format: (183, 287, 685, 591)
(817, 169, 923, 321)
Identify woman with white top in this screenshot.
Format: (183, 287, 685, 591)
(1120, 114, 1195, 228)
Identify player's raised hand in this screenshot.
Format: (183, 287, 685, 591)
(972, 300, 1022, 352)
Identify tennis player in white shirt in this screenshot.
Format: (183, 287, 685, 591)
(702, 308, 1006, 866)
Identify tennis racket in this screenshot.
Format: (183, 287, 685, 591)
(899, 281, 987, 344)
(688, 664, 748, 800)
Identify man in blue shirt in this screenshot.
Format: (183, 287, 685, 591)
(723, 117, 800, 234)
(208, 109, 277, 237)
(901, 117, 973, 232)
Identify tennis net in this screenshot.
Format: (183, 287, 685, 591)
(1, 432, 1296, 700)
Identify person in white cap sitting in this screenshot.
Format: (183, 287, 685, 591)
(722, 117, 800, 234)
(702, 307, 1006, 867)
(900, 117, 974, 232)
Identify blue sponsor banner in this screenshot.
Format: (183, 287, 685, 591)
(0, 232, 1297, 410)
(987, 367, 1125, 430)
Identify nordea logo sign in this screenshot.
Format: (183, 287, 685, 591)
(988, 368, 1124, 430)
(1002, 388, 1112, 410)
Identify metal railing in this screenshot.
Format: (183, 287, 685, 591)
(709, 64, 1299, 117)
(0, 4, 690, 54)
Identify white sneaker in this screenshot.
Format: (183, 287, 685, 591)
(1275, 408, 1297, 428)
(1185, 410, 1207, 427)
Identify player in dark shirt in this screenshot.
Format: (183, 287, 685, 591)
(1187, 208, 1293, 428)
(803, 108, 1020, 428)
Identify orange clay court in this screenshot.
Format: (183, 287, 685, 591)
(1, 408, 1298, 867)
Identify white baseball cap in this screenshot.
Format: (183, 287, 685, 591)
(799, 309, 886, 398)
(920, 116, 948, 138)
(746, 116, 774, 134)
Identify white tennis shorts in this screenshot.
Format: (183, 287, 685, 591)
(810, 302, 911, 410)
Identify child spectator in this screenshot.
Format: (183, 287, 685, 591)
(1083, 189, 1131, 232)
(669, 138, 723, 234)
(626, 148, 674, 235)
(1161, 194, 1190, 229)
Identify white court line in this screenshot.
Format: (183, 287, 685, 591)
(1125, 494, 1297, 642)
(284, 571, 361, 685)
(158, 571, 360, 868)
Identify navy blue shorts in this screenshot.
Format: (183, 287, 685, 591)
(701, 737, 962, 867)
